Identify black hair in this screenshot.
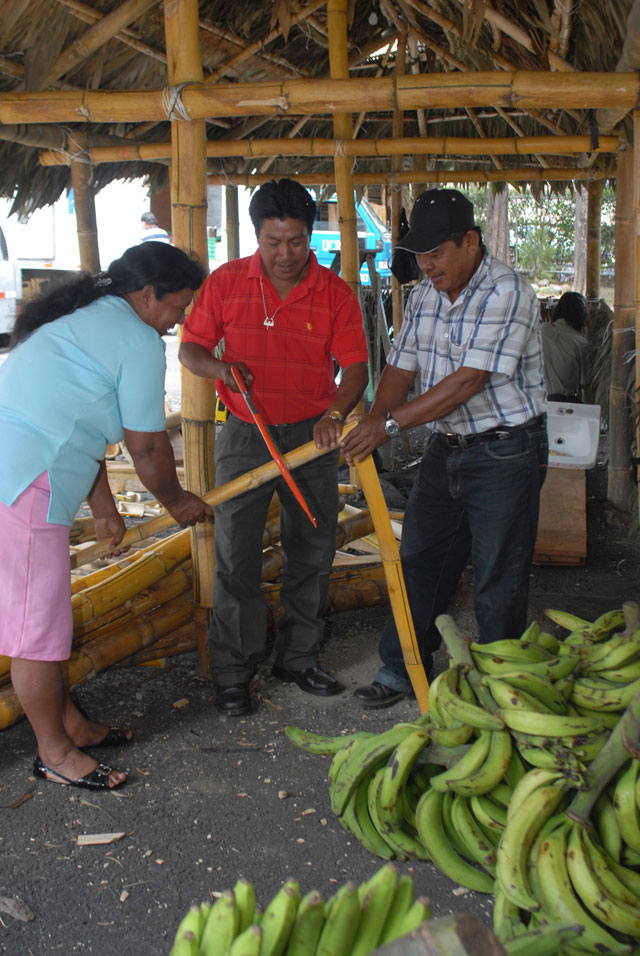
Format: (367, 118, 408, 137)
(141, 211, 158, 225)
(248, 178, 316, 237)
(449, 226, 485, 250)
(11, 241, 205, 347)
(552, 291, 587, 332)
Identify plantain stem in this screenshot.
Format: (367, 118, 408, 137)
(566, 684, 640, 827)
(435, 614, 474, 667)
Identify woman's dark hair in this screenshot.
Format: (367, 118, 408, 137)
(552, 291, 587, 332)
(11, 241, 205, 346)
(248, 178, 316, 237)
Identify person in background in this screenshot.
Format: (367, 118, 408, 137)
(341, 188, 548, 709)
(541, 291, 591, 402)
(0, 242, 212, 790)
(179, 178, 369, 717)
(140, 211, 171, 244)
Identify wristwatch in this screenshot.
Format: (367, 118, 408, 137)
(384, 412, 402, 437)
(325, 409, 345, 423)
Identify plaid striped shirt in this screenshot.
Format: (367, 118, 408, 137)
(388, 251, 546, 435)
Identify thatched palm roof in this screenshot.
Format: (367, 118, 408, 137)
(0, 0, 635, 214)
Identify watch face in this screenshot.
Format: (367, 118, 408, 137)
(385, 417, 401, 437)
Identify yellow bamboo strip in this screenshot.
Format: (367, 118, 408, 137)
(205, 168, 604, 187)
(354, 455, 429, 713)
(69, 133, 101, 273)
(3, 73, 639, 126)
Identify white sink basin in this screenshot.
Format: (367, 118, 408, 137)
(544, 401, 601, 469)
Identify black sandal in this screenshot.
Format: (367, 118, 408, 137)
(33, 756, 126, 791)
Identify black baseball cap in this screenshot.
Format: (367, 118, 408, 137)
(395, 189, 475, 254)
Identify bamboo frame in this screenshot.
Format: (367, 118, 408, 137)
(205, 168, 605, 187)
(69, 133, 101, 273)
(328, 0, 359, 295)
(42, 0, 158, 88)
(164, 0, 213, 675)
(2, 73, 639, 126)
(608, 143, 636, 510)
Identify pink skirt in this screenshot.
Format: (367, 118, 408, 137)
(0, 472, 72, 661)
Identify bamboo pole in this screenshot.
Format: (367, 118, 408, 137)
(226, 186, 240, 260)
(57, 0, 168, 64)
(205, 168, 604, 187)
(586, 176, 603, 305)
(327, 0, 359, 296)
(40, 134, 620, 167)
(608, 143, 636, 510)
(41, 0, 159, 88)
(68, 132, 100, 273)
(391, 39, 406, 372)
(164, 0, 214, 675)
(353, 455, 429, 714)
(71, 422, 359, 568)
(3, 73, 640, 125)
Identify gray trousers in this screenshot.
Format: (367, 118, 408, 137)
(210, 414, 340, 686)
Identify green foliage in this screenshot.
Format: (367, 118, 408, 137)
(449, 183, 616, 282)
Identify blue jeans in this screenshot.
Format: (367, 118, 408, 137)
(376, 419, 548, 693)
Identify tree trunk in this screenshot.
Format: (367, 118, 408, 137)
(485, 186, 510, 263)
(573, 184, 587, 294)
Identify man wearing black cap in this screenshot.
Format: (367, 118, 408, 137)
(341, 188, 547, 709)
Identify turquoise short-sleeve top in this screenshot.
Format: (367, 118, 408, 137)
(0, 295, 167, 525)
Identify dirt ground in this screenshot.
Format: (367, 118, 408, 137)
(1, 417, 639, 955)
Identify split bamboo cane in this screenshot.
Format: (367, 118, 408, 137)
(354, 454, 429, 713)
(71, 422, 359, 568)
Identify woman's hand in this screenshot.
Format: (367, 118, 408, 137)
(94, 514, 129, 557)
(163, 490, 214, 528)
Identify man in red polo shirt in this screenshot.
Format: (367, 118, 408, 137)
(179, 179, 369, 716)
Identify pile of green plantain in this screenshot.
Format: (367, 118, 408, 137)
(286, 601, 640, 956)
(169, 863, 431, 956)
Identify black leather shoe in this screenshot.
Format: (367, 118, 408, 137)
(353, 681, 411, 709)
(214, 683, 251, 716)
(271, 664, 344, 697)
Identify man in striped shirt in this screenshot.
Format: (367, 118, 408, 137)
(342, 189, 547, 709)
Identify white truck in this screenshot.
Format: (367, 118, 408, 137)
(0, 196, 83, 345)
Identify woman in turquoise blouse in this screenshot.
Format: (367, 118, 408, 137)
(0, 241, 212, 791)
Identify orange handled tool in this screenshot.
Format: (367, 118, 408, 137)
(230, 365, 317, 528)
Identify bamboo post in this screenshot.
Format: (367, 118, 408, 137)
(586, 176, 603, 305)
(226, 186, 240, 260)
(354, 454, 429, 713)
(69, 132, 100, 273)
(391, 39, 407, 347)
(164, 0, 213, 675)
(327, 0, 359, 296)
(608, 142, 636, 510)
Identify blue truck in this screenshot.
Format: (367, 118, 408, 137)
(310, 194, 392, 287)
